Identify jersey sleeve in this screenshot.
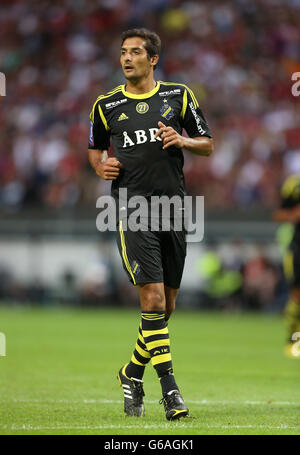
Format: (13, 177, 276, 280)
(181, 87, 212, 138)
(280, 177, 300, 209)
(88, 100, 111, 150)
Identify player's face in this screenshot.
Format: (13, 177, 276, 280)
(120, 37, 155, 81)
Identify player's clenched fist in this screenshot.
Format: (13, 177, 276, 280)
(96, 157, 123, 180)
(154, 121, 185, 150)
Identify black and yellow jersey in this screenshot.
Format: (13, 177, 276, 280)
(88, 81, 212, 203)
(280, 174, 300, 243)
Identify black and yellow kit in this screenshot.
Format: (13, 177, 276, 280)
(280, 174, 300, 287)
(89, 81, 212, 287)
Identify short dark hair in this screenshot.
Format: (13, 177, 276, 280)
(121, 28, 161, 69)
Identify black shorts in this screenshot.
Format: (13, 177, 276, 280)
(283, 241, 300, 288)
(116, 219, 186, 289)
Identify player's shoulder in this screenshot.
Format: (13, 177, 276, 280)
(90, 85, 125, 120)
(93, 85, 124, 106)
(158, 81, 199, 108)
(281, 174, 300, 199)
(159, 81, 187, 95)
(159, 81, 194, 94)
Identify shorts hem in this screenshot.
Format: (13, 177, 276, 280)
(133, 279, 164, 286)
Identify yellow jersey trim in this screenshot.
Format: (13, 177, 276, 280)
(281, 174, 300, 199)
(97, 87, 123, 100)
(98, 104, 109, 131)
(90, 86, 122, 122)
(181, 89, 188, 119)
(160, 81, 199, 109)
(121, 81, 161, 99)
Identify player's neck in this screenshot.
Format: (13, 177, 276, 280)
(125, 76, 156, 95)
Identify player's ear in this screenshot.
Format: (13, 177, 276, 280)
(151, 54, 159, 68)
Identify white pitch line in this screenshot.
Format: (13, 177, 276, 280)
(1, 424, 299, 431)
(3, 399, 300, 406)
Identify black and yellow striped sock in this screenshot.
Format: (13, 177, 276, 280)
(125, 322, 151, 380)
(141, 310, 178, 395)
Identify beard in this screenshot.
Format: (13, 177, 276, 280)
(124, 73, 140, 83)
(123, 66, 151, 84)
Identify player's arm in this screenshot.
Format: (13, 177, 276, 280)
(180, 135, 213, 156)
(155, 121, 213, 156)
(88, 100, 122, 180)
(273, 205, 300, 223)
(88, 149, 122, 180)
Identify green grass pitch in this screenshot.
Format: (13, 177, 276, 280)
(0, 305, 299, 435)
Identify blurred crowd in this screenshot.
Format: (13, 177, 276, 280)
(0, 0, 300, 210)
(0, 238, 287, 312)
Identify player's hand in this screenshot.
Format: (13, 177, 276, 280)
(96, 157, 123, 180)
(154, 121, 185, 150)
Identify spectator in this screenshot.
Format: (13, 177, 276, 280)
(0, 0, 299, 210)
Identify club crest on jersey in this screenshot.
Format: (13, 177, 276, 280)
(136, 102, 149, 114)
(89, 120, 94, 145)
(160, 99, 174, 120)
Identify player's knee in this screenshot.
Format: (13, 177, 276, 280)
(141, 289, 166, 312)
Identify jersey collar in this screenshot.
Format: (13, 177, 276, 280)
(121, 81, 161, 99)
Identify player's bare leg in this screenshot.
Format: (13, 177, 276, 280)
(138, 282, 166, 312)
(164, 286, 179, 322)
